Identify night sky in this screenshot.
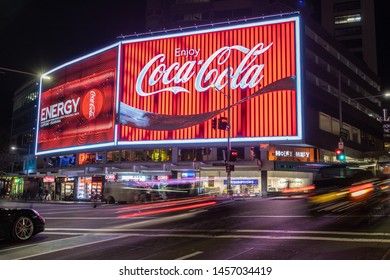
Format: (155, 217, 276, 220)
(1, 0, 389, 147)
(0, 0, 146, 139)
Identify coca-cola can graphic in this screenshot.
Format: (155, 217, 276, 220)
(37, 69, 116, 152)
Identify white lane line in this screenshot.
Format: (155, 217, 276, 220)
(175, 251, 203, 260)
(44, 227, 390, 237)
(226, 247, 254, 260)
(381, 248, 390, 260)
(0, 234, 127, 260)
(40, 231, 390, 244)
(43, 217, 144, 220)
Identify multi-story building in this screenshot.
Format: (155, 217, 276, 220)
(321, 0, 377, 74)
(4, 7, 384, 202)
(2, 80, 39, 197)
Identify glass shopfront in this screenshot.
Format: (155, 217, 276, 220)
(77, 176, 103, 200)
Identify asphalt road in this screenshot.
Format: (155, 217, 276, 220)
(1, 196, 390, 260)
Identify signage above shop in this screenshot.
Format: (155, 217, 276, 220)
(121, 175, 146, 181)
(105, 174, 117, 181)
(43, 176, 55, 183)
(269, 146, 317, 162)
(223, 179, 259, 185)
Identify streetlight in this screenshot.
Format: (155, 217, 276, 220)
(0, 67, 50, 80)
(11, 144, 32, 175)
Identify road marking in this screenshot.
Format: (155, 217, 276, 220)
(381, 248, 390, 260)
(175, 251, 203, 260)
(41, 231, 390, 244)
(0, 234, 127, 260)
(226, 247, 254, 259)
(44, 227, 390, 237)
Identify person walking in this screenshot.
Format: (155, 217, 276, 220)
(92, 191, 98, 208)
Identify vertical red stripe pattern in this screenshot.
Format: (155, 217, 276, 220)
(120, 20, 298, 141)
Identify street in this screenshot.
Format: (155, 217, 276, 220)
(1, 196, 390, 260)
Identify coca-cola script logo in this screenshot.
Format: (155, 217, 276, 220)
(81, 88, 104, 120)
(136, 43, 273, 96)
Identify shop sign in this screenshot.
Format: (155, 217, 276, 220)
(105, 174, 117, 181)
(157, 175, 169, 181)
(223, 179, 258, 185)
(181, 172, 196, 179)
(121, 175, 146, 181)
(269, 146, 315, 162)
(92, 176, 103, 182)
(43, 176, 55, 183)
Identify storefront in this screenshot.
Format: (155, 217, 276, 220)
(77, 176, 103, 201)
(56, 177, 76, 201)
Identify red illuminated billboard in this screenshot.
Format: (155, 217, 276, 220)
(118, 16, 302, 145)
(36, 46, 118, 155)
(36, 16, 302, 155)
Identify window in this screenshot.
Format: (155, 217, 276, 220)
(319, 113, 332, 133)
(331, 118, 340, 135)
(340, 38, 362, 48)
(107, 151, 120, 163)
(335, 14, 361, 25)
(351, 127, 361, 143)
(334, 26, 361, 37)
(333, 1, 361, 12)
(78, 152, 103, 165)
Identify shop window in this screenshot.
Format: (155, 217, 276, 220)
(78, 152, 103, 165)
(107, 151, 120, 162)
(121, 149, 171, 162)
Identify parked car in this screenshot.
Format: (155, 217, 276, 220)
(305, 164, 390, 217)
(0, 207, 45, 241)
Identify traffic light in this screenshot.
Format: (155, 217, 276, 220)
(218, 117, 229, 130)
(211, 118, 217, 129)
(229, 149, 238, 162)
(335, 148, 346, 162)
(225, 163, 235, 172)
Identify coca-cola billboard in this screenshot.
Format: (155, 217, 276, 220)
(118, 16, 302, 144)
(36, 46, 118, 155)
(36, 16, 302, 155)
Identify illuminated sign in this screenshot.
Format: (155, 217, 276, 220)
(43, 176, 55, 183)
(118, 16, 302, 145)
(269, 146, 316, 162)
(181, 172, 196, 179)
(223, 179, 259, 185)
(105, 174, 117, 181)
(36, 16, 302, 154)
(36, 46, 118, 155)
(121, 175, 146, 181)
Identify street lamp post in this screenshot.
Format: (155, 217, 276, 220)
(226, 67, 232, 195)
(11, 144, 32, 176)
(211, 67, 233, 195)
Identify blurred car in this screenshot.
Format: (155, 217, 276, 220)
(305, 164, 390, 216)
(0, 207, 45, 241)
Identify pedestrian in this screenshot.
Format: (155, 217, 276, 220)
(92, 192, 98, 208)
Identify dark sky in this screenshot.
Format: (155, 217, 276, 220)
(0, 0, 146, 135)
(1, 0, 389, 142)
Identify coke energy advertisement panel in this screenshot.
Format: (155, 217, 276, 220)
(118, 16, 301, 144)
(36, 47, 118, 154)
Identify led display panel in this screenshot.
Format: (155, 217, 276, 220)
(36, 46, 118, 155)
(118, 16, 302, 145)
